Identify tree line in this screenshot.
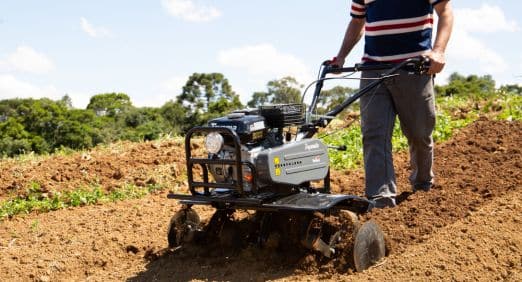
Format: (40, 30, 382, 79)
(0, 72, 520, 157)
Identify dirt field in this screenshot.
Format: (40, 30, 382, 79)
(0, 138, 188, 201)
(0, 118, 521, 281)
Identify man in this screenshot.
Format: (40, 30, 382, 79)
(333, 0, 453, 208)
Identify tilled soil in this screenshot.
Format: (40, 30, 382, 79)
(0, 118, 521, 281)
(0, 139, 188, 201)
(290, 187, 522, 281)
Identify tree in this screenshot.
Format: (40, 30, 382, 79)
(160, 100, 186, 132)
(0, 96, 178, 156)
(53, 120, 94, 150)
(499, 84, 522, 95)
(87, 93, 133, 117)
(0, 98, 70, 155)
(60, 94, 73, 109)
(66, 109, 96, 124)
(135, 122, 164, 141)
(247, 76, 303, 107)
(317, 86, 357, 114)
(177, 73, 242, 127)
(0, 117, 30, 140)
(247, 92, 270, 108)
(0, 118, 34, 156)
(435, 73, 496, 97)
(268, 76, 302, 104)
(13, 98, 68, 142)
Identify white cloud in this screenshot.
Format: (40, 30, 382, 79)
(443, 4, 518, 78)
(0, 74, 99, 109)
(446, 28, 507, 73)
(161, 0, 221, 22)
(456, 4, 518, 33)
(2, 46, 55, 74)
(217, 43, 313, 85)
(0, 75, 61, 100)
(80, 17, 110, 38)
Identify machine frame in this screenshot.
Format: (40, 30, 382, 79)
(167, 57, 429, 214)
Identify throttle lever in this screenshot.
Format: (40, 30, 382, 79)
(418, 56, 431, 74)
(404, 56, 431, 74)
(327, 145, 347, 151)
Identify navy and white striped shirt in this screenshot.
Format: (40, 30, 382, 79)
(350, 0, 448, 62)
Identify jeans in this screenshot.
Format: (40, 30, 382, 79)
(359, 69, 436, 201)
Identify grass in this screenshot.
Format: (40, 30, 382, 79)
(30, 219, 39, 233)
(496, 94, 522, 121)
(0, 182, 163, 220)
(321, 92, 522, 170)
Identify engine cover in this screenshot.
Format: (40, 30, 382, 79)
(208, 113, 266, 143)
(256, 139, 329, 186)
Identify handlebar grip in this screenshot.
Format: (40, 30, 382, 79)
(419, 56, 431, 73)
(323, 57, 336, 65)
(323, 57, 341, 68)
(403, 56, 431, 74)
(324, 57, 345, 73)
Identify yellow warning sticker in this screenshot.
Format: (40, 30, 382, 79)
(275, 168, 281, 176)
(274, 156, 280, 165)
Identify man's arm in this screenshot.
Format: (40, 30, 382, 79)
(335, 18, 365, 67)
(427, 0, 454, 74)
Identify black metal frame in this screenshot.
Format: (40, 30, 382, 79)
(184, 126, 258, 196)
(310, 57, 429, 117)
(301, 57, 429, 138)
(168, 192, 373, 213)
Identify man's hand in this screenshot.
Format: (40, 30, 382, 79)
(332, 56, 345, 68)
(425, 50, 446, 75)
(428, 0, 453, 75)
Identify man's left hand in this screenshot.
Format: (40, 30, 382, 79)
(425, 50, 446, 75)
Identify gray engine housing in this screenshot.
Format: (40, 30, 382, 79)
(256, 139, 329, 186)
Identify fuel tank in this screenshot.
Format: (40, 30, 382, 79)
(255, 139, 329, 185)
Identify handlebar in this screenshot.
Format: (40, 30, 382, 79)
(309, 56, 429, 117)
(300, 56, 430, 138)
(324, 56, 430, 75)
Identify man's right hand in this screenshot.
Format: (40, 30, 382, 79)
(425, 50, 446, 75)
(328, 57, 345, 74)
(331, 56, 345, 68)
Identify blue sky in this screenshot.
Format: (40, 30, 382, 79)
(0, 0, 521, 108)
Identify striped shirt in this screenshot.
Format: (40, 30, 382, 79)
(350, 0, 448, 63)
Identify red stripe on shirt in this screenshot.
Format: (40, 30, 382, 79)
(365, 18, 433, 31)
(362, 57, 409, 63)
(351, 5, 365, 13)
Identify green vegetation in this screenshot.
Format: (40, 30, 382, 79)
(0, 182, 162, 220)
(496, 93, 522, 121)
(177, 73, 243, 130)
(30, 219, 40, 233)
(317, 86, 358, 114)
(0, 94, 169, 157)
